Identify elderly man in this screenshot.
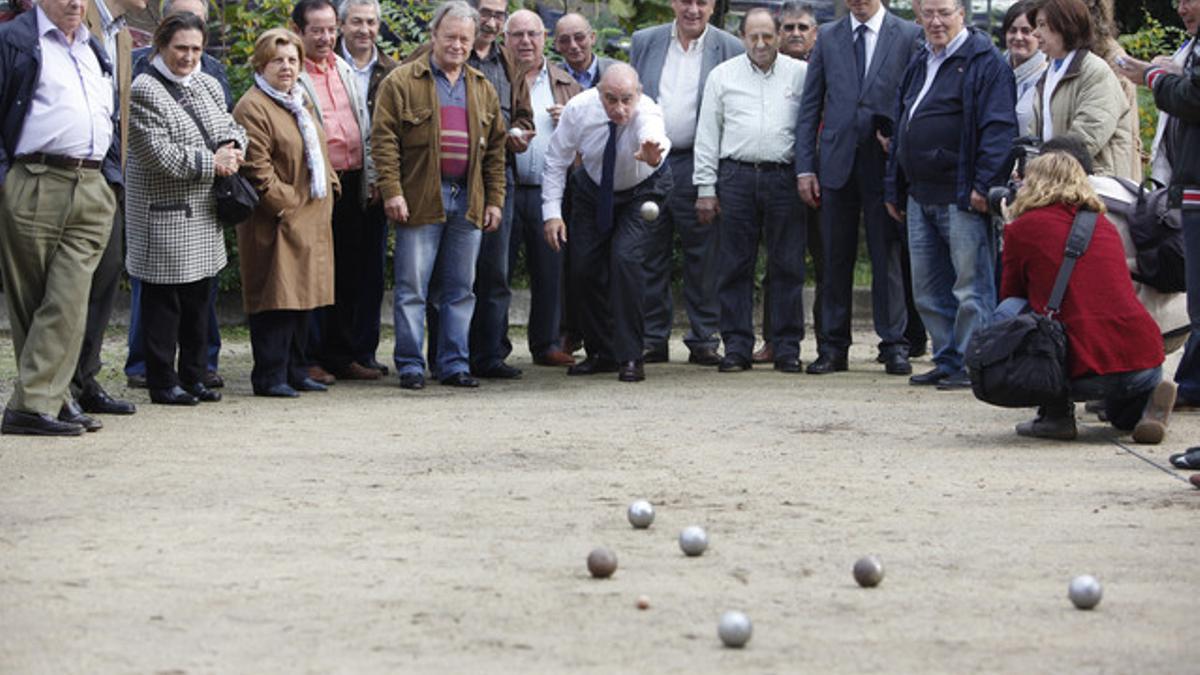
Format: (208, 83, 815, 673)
(694, 8, 808, 373)
(0, 0, 119, 435)
(553, 12, 616, 89)
(290, 0, 377, 385)
(68, 0, 143, 418)
(372, 0, 507, 390)
(779, 0, 818, 60)
(885, 0, 1016, 390)
(124, 0, 232, 392)
(334, 0, 396, 377)
(543, 64, 672, 382)
(631, 0, 743, 366)
(505, 9, 580, 367)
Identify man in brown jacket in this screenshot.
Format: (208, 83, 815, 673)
(372, 0, 507, 390)
(505, 9, 580, 368)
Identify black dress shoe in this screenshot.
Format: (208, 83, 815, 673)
(805, 354, 848, 375)
(718, 353, 752, 372)
(183, 383, 222, 402)
(774, 357, 803, 373)
(883, 353, 913, 375)
(909, 367, 949, 386)
(361, 358, 389, 375)
(59, 400, 102, 432)
(688, 346, 722, 366)
(291, 377, 328, 392)
(441, 371, 480, 387)
(399, 372, 426, 390)
(203, 371, 225, 389)
(474, 362, 523, 379)
(618, 360, 645, 382)
(2, 407, 84, 436)
(255, 383, 299, 398)
(79, 388, 136, 415)
(567, 356, 620, 376)
(936, 370, 972, 390)
(909, 343, 928, 359)
(643, 345, 669, 363)
(149, 386, 199, 406)
(126, 373, 148, 389)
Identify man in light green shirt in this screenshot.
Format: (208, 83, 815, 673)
(692, 7, 808, 374)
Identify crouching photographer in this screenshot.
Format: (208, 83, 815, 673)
(989, 150, 1177, 442)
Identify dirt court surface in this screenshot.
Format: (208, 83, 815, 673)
(1, 331, 1197, 674)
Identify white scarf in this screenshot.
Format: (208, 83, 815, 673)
(152, 53, 197, 87)
(1041, 50, 1076, 142)
(253, 73, 328, 199)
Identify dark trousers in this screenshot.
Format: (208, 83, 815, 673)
(642, 151, 720, 353)
(571, 164, 673, 362)
(248, 309, 310, 392)
(763, 202, 823, 346)
(510, 184, 563, 357)
(559, 182, 581, 346)
(70, 197, 124, 399)
(126, 277, 221, 376)
(315, 170, 387, 372)
(817, 143, 908, 358)
(1175, 208, 1200, 403)
(141, 277, 213, 390)
(718, 161, 806, 361)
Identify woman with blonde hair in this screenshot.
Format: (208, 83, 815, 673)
(1000, 151, 1175, 442)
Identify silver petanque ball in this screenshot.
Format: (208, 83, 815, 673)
(640, 200, 660, 221)
(679, 526, 709, 556)
(627, 500, 655, 529)
(1068, 575, 1102, 610)
(853, 556, 885, 588)
(717, 611, 752, 648)
(508, 127, 525, 139)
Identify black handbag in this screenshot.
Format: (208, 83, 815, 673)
(965, 209, 1098, 408)
(150, 68, 258, 225)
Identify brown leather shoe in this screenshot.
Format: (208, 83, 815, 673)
(534, 349, 576, 366)
(308, 365, 337, 385)
(752, 342, 774, 364)
(560, 333, 582, 354)
(337, 362, 382, 380)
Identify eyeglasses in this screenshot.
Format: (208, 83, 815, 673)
(555, 31, 591, 45)
(478, 8, 507, 21)
(920, 8, 961, 21)
(781, 22, 813, 32)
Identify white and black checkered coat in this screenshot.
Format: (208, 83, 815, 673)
(125, 70, 248, 284)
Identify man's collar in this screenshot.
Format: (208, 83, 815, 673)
(94, 0, 126, 25)
(850, 4, 886, 33)
(568, 52, 598, 80)
(745, 52, 778, 75)
(36, 5, 90, 44)
(671, 21, 709, 50)
(305, 51, 338, 73)
(927, 26, 969, 58)
(341, 42, 377, 71)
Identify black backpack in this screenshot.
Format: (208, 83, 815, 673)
(1099, 177, 1186, 293)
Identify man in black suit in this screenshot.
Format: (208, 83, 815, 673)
(795, 0, 922, 376)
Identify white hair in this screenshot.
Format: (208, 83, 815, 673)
(338, 0, 381, 23)
(430, 0, 480, 34)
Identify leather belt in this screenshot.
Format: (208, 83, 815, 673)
(726, 158, 791, 172)
(16, 153, 103, 170)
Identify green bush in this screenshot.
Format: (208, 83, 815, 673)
(1118, 10, 1188, 61)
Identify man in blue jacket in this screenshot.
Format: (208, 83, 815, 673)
(884, 0, 1016, 390)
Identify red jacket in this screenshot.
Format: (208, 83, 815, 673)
(1001, 203, 1163, 379)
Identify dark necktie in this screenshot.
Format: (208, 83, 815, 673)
(597, 121, 618, 234)
(855, 24, 868, 87)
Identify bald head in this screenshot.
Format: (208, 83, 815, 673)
(505, 9, 545, 69)
(553, 12, 598, 72)
(598, 63, 641, 125)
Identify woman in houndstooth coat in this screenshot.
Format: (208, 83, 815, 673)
(126, 13, 247, 406)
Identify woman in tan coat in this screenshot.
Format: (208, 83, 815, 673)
(233, 28, 340, 397)
(1028, 0, 1138, 180)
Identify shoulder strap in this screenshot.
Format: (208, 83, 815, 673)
(1046, 209, 1099, 314)
(148, 67, 216, 151)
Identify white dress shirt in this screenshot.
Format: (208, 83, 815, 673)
(909, 26, 970, 117)
(14, 7, 114, 161)
(542, 87, 672, 221)
(693, 54, 807, 197)
(515, 62, 556, 186)
(658, 22, 707, 149)
(1151, 38, 1192, 185)
(342, 43, 377, 118)
(850, 4, 886, 77)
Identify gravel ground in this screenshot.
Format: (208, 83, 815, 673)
(0, 329, 1196, 674)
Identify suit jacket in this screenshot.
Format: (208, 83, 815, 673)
(125, 70, 247, 285)
(298, 54, 375, 207)
(794, 11, 921, 190)
(84, 0, 131, 171)
(0, 9, 119, 185)
(629, 22, 744, 133)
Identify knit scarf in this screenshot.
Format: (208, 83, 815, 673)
(253, 73, 327, 199)
(1010, 49, 1046, 100)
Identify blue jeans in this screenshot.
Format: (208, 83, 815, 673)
(125, 276, 221, 377)
(392, 182, 481, 379)
(907, 198, 996, 374)
(1174, 208, 1200, 403)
